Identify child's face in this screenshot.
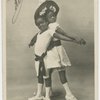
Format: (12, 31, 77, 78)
(46, 11, 56, 23)
(36, 18, 48, 31)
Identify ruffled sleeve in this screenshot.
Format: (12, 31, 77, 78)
(49, 22, 59, 31)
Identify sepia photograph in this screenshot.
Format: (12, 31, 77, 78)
(4, 0, 97, 100)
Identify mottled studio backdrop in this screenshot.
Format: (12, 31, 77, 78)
(6, 0, 94, 100)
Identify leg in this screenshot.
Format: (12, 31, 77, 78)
(43, 69, 52, 100)
(36, 75, 44, 97)
(49, 69, 53, 97)
(58, 69, 77, 100)
(59, 69, 72, 95)
(28, 69, 44, 100)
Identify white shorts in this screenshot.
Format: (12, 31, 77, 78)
(35, 45, 71, 76)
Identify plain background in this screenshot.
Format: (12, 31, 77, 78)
(0, 0, 99, 99)
(0, 0, 2, 99)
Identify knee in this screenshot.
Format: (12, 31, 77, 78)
(37, 75, 44, 84)
(44, 76, 52, 87)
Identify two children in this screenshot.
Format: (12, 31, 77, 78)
(28, 0, 86, 100)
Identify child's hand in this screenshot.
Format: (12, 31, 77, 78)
(77, 39, 86, 45)
(28, 43, 31, 48)
(79, 39, 86, 45)
(74, 38, 86, 45)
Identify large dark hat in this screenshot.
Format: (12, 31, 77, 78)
(34, 0, 59, 21)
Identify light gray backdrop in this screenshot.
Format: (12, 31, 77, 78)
(6, 0, 94, 100)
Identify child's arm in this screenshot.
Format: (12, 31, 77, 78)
(54, 32, 74, 41)
(29, 34, 38, 48)
(56, 27, 76, 40)
(53, 32, 86, 45)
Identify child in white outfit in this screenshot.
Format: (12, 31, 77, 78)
(28, 1, 86, 100)
(44, 12, 86, 100)
(29, 16, 55, 100)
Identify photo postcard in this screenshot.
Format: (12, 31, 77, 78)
(3, 0, 98, 100)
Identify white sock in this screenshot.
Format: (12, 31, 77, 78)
(49, 88, 53, 96)
(63, 82, 72, 96)
(45, 87, 51, 98)
(36, 83, 43, 97)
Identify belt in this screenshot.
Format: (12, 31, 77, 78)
(47, 40, 61, 51)
(35, 52, 47, 76)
